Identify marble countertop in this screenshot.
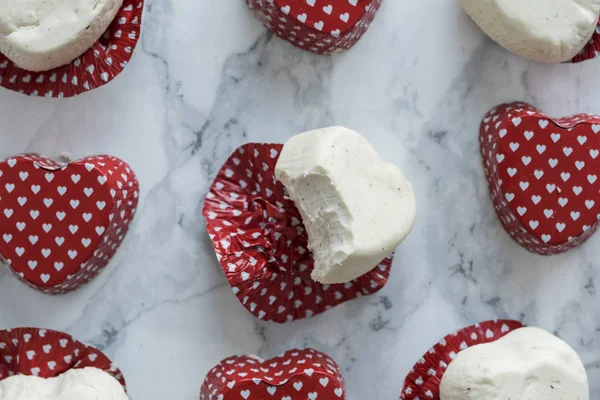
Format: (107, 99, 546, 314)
(0, 0, 599, 398)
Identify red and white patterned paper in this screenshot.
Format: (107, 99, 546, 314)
(0, 154, 139, 294)
(0, 327, 126, 390)
(481, 102, 600, 255)
(202, 143, 392, 323)
(0, 0, 143, 98)
(400, 320, 523, 400)
(572, 20, 600, 63)
(245, 0, 382, 55)
(201, 348, 345, 400)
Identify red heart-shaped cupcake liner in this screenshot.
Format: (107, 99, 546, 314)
(0, 327, 126, 391)
(245, 0, 382, 55)
(400, 320, 523, 400)
(481, 102, 600, 255)
(201, 348, 345, 400)
(0, 154, 139, 294)
(202, 142, 392, 323)
(572, 20, 600, 63)
(0, 0, 143, 98)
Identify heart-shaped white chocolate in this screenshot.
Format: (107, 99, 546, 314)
(0, 0, 123, 71)
(0, 367, 127, 399)
(460, 0, 600, 63)
(275, 127, 417, 284)
(440, 327, 589, 400)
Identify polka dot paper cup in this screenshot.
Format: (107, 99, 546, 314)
(200, 348, 345, 400)
(399, 320, 523, 400)
(245, 0, 383, 55)
(481, 102, 600, 255)
(0, 0, 143, 98)
(0, 154, 139, 294)
(202, 142, 392, 323)
(0, 327, 126, 390)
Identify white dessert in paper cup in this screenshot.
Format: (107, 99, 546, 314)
(0, 327, 127, 399)
(400, 320, 589, 400)
(0, 0, 144, 97)
(202, 126, 416, 322)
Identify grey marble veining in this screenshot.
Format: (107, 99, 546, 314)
(0, 0, 599, 399)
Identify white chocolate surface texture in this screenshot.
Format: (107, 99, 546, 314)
(0, 367, 128, 400)
(460, 0, 600, 63)
(275, 126, 417, 284)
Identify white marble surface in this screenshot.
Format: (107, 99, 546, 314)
(0, 0, 599, 399)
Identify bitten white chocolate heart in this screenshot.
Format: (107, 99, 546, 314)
(0, 0, 123, 71)
(275, 127, 416, 284)
(460, 0, 600, 63)
(0, 367, 128, 399)
(440, 327, 589, 400)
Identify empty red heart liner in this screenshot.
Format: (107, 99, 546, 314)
(0, 154, 139, 294)
(481, 102, 600, 255)
(201, 348, 345, 400)
(245, 0, 382, 55)
(399, 319, 524, 400)
(0, 327, 126, 390)
(0, 0, 143, 98)
(572, 20, 600, 63)
(202, 142, 392, 323)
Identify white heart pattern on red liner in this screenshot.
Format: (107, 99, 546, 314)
(481, 102, 600, 255)
(0, 154, 139, 294)
(0, 327, 126, 391)
(245, 0, 382, 55)
(201, 348, 345, 400)
(0, 0, 144, 98)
